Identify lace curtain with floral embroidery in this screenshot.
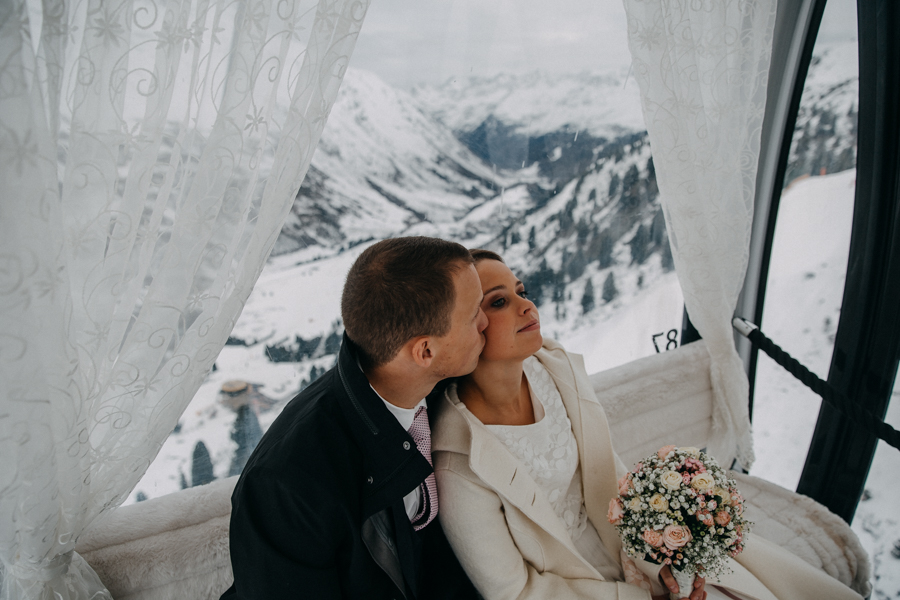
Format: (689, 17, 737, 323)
(621, 0, 777, 468)
(0, 0, 368, 597)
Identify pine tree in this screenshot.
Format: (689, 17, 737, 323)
(602, 272, 618, 304)
(581, 279, 595, 315)
(608, 173, 620, 198)
(192, 441, 215, 487)
(229, 406, 263, 477)
(630, 224, 650, 265)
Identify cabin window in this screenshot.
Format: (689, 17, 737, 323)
(747, 0, 900, 590)
(130, 0, 684, 503)
(749, 0, 859, 492)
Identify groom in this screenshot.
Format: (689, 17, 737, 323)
(221, 236, 487, 599)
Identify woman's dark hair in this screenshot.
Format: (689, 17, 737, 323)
(341, 236, 473, 368)
(469, 248, 504, 264)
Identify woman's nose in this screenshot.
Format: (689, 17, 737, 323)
(518, 297, 534, 314)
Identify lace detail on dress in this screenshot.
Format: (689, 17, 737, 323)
(484, 357, 589, 542)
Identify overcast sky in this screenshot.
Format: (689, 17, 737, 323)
(349, 0, 633, 89)
(349, 0, 858, 90)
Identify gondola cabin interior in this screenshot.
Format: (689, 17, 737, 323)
(0, 0, 897, 598)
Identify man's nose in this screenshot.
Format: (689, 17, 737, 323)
(477, 308, 488, 332)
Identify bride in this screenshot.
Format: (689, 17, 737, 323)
(430, 250, 863, 600)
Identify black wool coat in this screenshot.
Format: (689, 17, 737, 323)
(220, 334, 479, 600)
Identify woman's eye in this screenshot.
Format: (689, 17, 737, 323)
(490, 297, 506, 308)
(518, 289, 528, 298)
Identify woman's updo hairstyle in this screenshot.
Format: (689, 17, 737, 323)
(469, 248, 503, 264)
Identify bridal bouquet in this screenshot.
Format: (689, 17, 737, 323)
(608, 445, 750, 598)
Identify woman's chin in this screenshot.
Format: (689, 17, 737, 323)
(479, 335, 543, 363)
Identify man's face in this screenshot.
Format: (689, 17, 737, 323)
(430, 263, 488, 378)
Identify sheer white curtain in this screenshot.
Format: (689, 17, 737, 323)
(622, 0, 777, 468)
(0, 0, 368, 597)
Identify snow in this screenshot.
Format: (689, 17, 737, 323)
(410, 70, 647, 138)
(748, 169, 900, 598)
(560, 272, 684, 375)
(750, 170, 855, 489)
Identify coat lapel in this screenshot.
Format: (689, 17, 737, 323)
(432, 387, 582, 558)
(534, 341, 623, 562)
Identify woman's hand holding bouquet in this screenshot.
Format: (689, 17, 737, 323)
(609, 445, 751, 600)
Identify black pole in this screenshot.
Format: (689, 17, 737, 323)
(795, 0, 900, 522)
(747, 0, 829, 418)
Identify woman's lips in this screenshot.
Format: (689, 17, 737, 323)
(518, 320, 540, 333)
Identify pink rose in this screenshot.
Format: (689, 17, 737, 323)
(714, 511, 731, 526)
(662, 524, 692, 550)
(657, 445, 677, 460)
(608, 498, 625, 524)
(618, 474, 632, 496)
(633, 462, 644, 473)
(642, 529, 664, 547)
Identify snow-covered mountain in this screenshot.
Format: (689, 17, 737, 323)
(410, 69, 646, 139)
(272, 68, 518, 256)
(786, 41, 859, 182)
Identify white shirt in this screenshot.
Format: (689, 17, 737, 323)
(370, 384, 427, 519)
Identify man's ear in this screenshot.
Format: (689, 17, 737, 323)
(408, 336, 434, 368)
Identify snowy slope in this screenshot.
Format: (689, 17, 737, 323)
(747, 170, 899, 598)
(750, 170, 856, 489)
(274, 69, 517, 255)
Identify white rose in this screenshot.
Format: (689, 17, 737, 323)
(691, 473, 716, 492)
(627, 497, 643, 511)
(681, 446, 701, 457)
(649, 493, 669, 512)
(713, 487, 731, 503)
(661, 470, 683, 491)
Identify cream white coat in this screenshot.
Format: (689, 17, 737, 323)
(432, 339, 863, 600)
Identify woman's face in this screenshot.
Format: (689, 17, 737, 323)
(475, 259, 542, 363)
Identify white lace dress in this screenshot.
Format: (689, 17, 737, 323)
(474, 357, 623, 582)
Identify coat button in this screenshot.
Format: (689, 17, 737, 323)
(403, 441, 411, 450)
(367, 476, 374, 484)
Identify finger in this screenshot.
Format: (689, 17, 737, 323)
(659, 569, 679, 594)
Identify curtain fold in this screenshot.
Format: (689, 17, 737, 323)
(621, 0, 777, 468)
(0, 0, 369, 597)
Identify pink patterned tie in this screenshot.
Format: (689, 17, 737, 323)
(408, 406, 438, 531)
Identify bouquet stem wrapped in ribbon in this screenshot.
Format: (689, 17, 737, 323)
(608, 445, 751, 599)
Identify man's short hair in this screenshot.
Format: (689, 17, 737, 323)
(341, 236, 474, 368)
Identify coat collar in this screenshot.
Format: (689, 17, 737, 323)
(334, 333, 433, 518)
(432, 339, 622, 566)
